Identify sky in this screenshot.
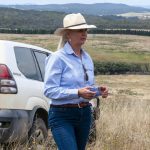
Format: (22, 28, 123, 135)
(0, 0, 149, 6)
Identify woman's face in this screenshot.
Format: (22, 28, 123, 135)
(67, 29, 88, 46)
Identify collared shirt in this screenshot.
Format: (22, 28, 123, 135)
(44, 42, 98, 105)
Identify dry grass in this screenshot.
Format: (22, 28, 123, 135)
(88, 75, 150, 150)
(0, 33, 58, 51)
(85, 34, 150, 63)
(0, 33, 150, 63)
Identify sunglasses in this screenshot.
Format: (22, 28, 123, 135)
(82, 64, 88, 81)
(75, 29, 88, 32)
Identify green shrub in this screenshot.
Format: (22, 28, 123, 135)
(94, 61, 150, 75)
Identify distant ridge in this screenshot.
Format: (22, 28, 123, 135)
(0, 3, 150, 16)
(0, 4, 150, 32)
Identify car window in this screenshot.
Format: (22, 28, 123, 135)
(34, 51, 50, 80)
(14, 47, 42, 81)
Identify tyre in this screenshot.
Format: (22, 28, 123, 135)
(28, 117, 48, 148)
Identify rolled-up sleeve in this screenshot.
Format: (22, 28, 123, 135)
(44, 53, 79, 100)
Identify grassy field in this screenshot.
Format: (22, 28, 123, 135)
(117, 12, 150, 20)
(89, 75, 150, 150)
(0, 34, 150, 149)
(0, 33, 150, 63)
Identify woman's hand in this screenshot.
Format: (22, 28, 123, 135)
(78, 87, 96, 100)
(100, 86, 108, 98)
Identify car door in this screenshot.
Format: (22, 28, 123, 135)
(33, 49, 51, 107)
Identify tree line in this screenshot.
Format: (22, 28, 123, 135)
(0, 28, 150, 36)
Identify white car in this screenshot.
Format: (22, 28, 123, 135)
(0, 40, 51, 146)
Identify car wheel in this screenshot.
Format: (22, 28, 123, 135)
(28, 117, 48, 148)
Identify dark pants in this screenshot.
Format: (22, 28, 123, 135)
(48, 106, 92, 150)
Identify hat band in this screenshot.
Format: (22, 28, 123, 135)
(65, 23, 87, 28)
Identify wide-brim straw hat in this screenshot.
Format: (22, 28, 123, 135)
(54, 13, 97, 35)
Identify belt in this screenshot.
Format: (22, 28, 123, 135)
(50, 102, 91, 108)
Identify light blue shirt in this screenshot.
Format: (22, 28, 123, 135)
(44, 42, 100, 105)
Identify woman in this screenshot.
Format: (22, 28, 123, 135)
(44, 13, 108, 150)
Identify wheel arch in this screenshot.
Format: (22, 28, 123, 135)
(28, 106, 48, 130)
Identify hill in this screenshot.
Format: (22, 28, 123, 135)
(0, 7, 150, 32)
(0, 3, 150, 16)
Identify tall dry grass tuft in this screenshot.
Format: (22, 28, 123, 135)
(88, 75, 150, 150)
(94, 99, 150, 150)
